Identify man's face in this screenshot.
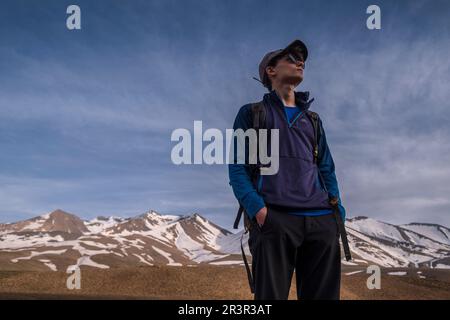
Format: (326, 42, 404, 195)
(266, 51, 305, 87)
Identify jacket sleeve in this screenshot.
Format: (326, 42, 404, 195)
(317, 117, 346, 221)
(228, 104, 265, 219)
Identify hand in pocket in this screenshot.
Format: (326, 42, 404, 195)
(255, 207, 268, 228)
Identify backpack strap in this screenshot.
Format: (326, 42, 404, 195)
(307, 111, 352, 261)
(306, 110, 329, 191)
(240, 230, 255, 293)
(330, 196, 352, 261)
(251, 101, 266, 131)
(233, 205, 244, 229)
(233, 102, 266, 293)
(306, 110, 321, 164)
(233, 101, 266, 230)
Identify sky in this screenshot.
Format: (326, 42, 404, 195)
(0, 0, 449, 229)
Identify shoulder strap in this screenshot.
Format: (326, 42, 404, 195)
(233, 101, 265, 231)
(249, 100, 266, 179)
(251, 101, 266, 130)
(306, 110, 321, 164)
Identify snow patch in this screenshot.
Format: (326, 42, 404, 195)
(68, 256, 109, 270)
(38, 259, 57, 271)
(387, 271, 407, 276)
(345, 270, 364, 276)
(11, 249, 67, 263)
(209, 260, 243, 266)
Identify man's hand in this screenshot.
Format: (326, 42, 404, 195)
(329, 196, 339, 207)
(255, 207, 268, 227)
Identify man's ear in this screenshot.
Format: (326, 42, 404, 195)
(266, 66, 276, 79)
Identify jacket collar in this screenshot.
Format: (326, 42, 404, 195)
(264, 89, 315, 111)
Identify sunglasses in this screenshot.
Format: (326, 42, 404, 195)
(285, 51, 305, 65)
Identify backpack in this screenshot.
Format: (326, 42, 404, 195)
(232, 101, 351, 294)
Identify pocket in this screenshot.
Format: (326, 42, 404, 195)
(257, 210, 270, 232)
(261, 209, 271, 231)
(260, 156, 318, 202)
(325, 213, 340, 239)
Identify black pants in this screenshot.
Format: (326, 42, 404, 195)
(248, 207, 341, 300)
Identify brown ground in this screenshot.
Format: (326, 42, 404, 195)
(0, 266, 449, 300)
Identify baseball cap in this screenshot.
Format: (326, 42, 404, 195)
(256, 39, 308, 89)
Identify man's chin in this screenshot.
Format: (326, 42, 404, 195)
(286, 76, 303, 87)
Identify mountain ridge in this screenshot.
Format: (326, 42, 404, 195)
(1, 209, 449, 271)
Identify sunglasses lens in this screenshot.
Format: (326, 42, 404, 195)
(292, 51, 304, 62)
(287, 54, 296, 63)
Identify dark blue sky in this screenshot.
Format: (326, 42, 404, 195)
(1, 0, 449, 228)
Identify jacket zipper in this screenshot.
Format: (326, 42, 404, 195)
(286, 109, 306, 128)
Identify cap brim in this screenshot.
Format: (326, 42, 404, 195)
(281, 39, 308, 61)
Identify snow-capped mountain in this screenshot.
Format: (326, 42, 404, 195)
(0, 209, 88, 235)
(1, 210, 449, 271)
(346, 216, 450, 268)
(0, 209, 240, 271)
(400, 222, 450, 246)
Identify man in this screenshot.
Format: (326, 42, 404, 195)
(228, 39, 347, 300)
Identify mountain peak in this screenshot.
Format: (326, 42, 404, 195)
(43, 209, 88, 234)
(179, 212, 203, 222)
(49, 209, 72, 217)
